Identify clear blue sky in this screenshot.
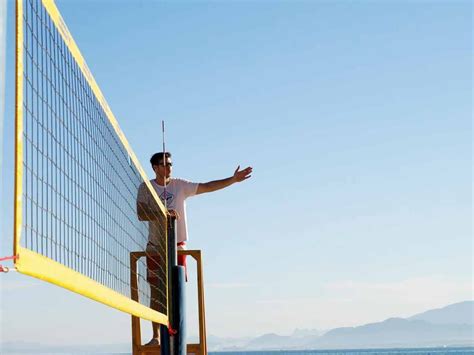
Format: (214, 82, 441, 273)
(1, 0, 472, 346)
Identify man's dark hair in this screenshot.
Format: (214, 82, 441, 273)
(150, 152, 171, 166)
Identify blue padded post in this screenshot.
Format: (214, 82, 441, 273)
(160, 325, 170, 355)
(172, 265, 186, 355)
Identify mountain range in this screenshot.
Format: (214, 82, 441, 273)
(206, 300, 474, 350)
(2, 301, 473, 352)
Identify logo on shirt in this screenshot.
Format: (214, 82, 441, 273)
(159, 190, 174, 206)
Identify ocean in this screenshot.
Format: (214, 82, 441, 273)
(210, 348, 474, 355)
(3, 347, 474, 354)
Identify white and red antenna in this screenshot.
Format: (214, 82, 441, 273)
(161, 120, 167, 211)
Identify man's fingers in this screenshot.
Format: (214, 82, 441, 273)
(234, 165, 253, 181)
(168, 209, 181, 219)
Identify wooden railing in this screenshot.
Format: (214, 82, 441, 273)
(130, 250, 207, 355)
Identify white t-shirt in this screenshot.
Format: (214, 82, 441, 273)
(137, 178, 199, 244)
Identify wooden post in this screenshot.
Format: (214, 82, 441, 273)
(130, 252, 142, 355)
(179, 250, 207, 355)
(130, 250, 207, 355)
(196, 251, 207, 354)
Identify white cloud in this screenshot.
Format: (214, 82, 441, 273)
(219, 275, 474, 335)
(323, 275, 473, 309)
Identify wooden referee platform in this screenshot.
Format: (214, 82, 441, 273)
(130, 250, 207, 355)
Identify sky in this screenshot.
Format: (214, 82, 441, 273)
(0, 0, 472, 347)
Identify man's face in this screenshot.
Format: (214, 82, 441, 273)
(154, 157, 173, 179)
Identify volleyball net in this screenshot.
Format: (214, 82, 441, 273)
(14, 0, 169, 325)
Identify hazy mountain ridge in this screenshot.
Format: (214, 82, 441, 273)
(409, 300, 473, 325)
(210, 300, 474, 350)
(2, 301, 473, 352)
(307, 318, 472, 349)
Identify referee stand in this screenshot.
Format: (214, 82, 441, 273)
(130, 217, 207, 355)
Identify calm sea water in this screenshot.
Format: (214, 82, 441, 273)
(3, 347, 474, 354)
(210, 348, 474, 355)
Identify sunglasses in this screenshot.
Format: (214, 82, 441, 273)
(157, 162, 172, 167)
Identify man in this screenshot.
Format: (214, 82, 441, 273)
(136, 152, 252, 345)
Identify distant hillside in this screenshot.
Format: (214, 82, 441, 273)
(242, 329, 323, 349)
(409, 301, 473, 325)
(2, 301, 473, 352)
(245, 333, 301, 350)
(308, 317, 473, 348)
(291, 328, 323, 338)
(212, 300, 474, 350)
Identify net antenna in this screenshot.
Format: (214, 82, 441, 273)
(162, 120, 167, 210)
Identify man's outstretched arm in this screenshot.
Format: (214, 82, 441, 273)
(196, 165, 252, 195)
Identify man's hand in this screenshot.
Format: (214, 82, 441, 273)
(167, 209, 180, 219)
(196, 165, 253, 195)
(233, 165, 252, 183)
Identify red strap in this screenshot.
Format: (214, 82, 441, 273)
(168, 322, 177, 336)
(0, 255, 18, 262)
(0, 255, 18, 273)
